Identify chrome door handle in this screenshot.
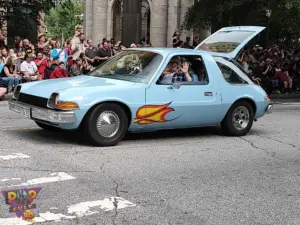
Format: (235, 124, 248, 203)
(204, 92, 213, 96)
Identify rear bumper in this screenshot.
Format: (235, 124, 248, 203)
(265, 104, 273, 114)
(9, 100, 77, 124)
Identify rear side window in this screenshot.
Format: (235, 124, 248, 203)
(217, 62, 248, 84)
(213, 56, 253, 85)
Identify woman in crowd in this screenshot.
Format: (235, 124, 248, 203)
(51, 41, 69, 65)
(64, 39, 73, 70)
(14, 40, 25, 60)
(0, 48, 8, 64)
(0, 55, 21, 88)
(70, 58, 83, 76)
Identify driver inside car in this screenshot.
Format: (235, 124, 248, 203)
(159, 58, 192, 84)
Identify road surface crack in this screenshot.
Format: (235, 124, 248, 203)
(251, 133, 300, 151)
(99, 161, 122, 225)
(239, 137, 277, 158)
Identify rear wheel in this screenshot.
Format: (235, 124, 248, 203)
(82, 103, 128, 146)
(35, 121, 62, 132)
(221, 101, 254, 136)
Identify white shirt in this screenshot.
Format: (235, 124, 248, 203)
(52, 48, 66, 62)
(20, 61, 37, 75)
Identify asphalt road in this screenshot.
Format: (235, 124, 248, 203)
(0, 100, 300, 225)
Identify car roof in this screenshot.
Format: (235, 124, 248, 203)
(125, 47, 212, 57)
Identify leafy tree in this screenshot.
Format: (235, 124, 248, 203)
(183, 0, 300, 45)
(45, 0, 83, 42)
(0, 0, 54, 45)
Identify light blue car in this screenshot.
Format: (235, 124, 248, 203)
(9, 26, 273, 146)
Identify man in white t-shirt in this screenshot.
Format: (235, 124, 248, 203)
(20, 52, 42, 82)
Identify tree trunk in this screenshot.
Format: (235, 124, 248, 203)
(37, 10, 46, 37)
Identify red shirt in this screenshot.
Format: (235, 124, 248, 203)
(50, 68, 69, 79)
(34, 59, 48, 79)
(274, 69, 283, 79)
(281, 71, 290, 82)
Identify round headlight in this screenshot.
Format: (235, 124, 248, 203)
(47, 93, 59, 109)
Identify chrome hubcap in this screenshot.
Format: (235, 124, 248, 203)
(96, 111, 120, 138)
(232, 106, 250, 130)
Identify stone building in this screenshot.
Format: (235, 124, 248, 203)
(84, 0, 210, 47)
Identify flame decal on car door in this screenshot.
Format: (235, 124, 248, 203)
(134, 102, 179, 125)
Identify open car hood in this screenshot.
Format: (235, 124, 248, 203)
(195, 26, 266, 58)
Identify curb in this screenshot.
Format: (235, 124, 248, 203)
(269, 94, 300, 100)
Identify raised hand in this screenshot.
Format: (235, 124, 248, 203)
(181, 62, 189, 73)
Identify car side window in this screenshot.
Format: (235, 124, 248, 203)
(217, 62, 248, 84)
(157, 55, 209, 85)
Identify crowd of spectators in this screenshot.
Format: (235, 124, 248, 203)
(173, 30, 300, 94)
(0, 26, 299, 99)
(0, 25, 153, 99)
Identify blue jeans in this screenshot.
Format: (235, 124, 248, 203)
(1, 77, 21, 87)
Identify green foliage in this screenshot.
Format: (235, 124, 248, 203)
(183, 0, 300, 44)
(0, 0, 54, 26)
(45, 0, 83, 42)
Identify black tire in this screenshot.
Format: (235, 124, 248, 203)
(82, 103, 129, 147)
(35, 121, 62, 132)
(221, 100, 254, 136)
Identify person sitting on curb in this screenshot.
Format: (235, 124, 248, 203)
(50, 61, 69, 79)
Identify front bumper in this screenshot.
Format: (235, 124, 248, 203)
(9, 100, 77, 124)
(265, 104, 273, 114)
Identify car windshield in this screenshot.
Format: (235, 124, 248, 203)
(88, 50, 163, 83)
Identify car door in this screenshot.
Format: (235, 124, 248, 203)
(195, 26, 266, 58)
(139, 53, 223, 131)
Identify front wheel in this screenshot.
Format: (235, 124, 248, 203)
(35, 121, 62, 132)
(221, 101, 254, 136)
(83, 103, 129, 147)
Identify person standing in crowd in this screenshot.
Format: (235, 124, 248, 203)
(71, 25, 87, 62)
(140, 37, 147, 47)
(20, 52, 42, 82)
(192, 37, 199, 48)
(182, 37, 192, 49)
(37, 33, 51, 53)
(98, 41, 113, 64)
(172, 30, 182, 48)
(84, 39, 101, 67)
(0, 55, 21, 88)
(50, 61, 69, 79)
